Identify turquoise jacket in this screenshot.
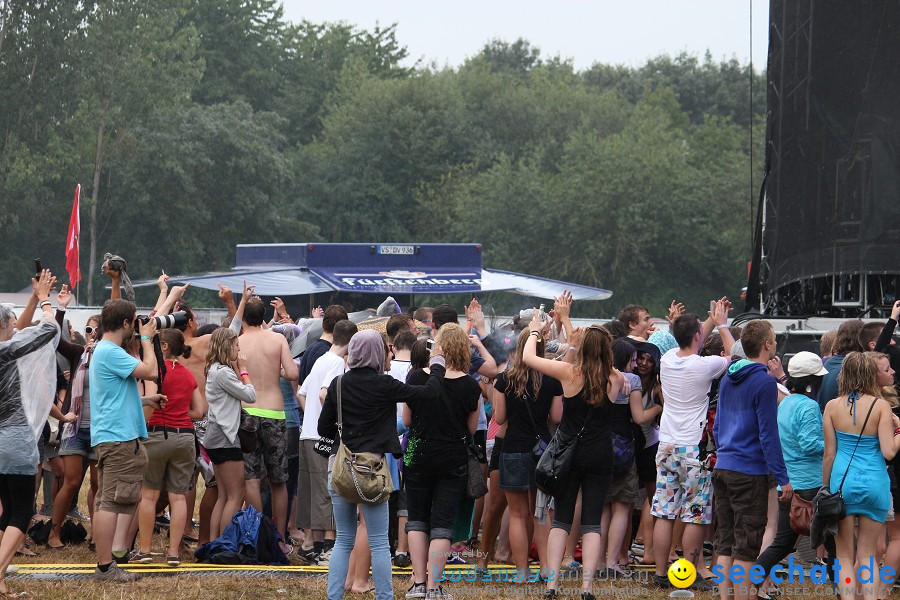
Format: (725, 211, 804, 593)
(777, 393, 824, 490)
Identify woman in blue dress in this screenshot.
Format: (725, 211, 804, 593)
(823, 352, 900, 600)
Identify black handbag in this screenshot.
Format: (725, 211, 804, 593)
(811, 396, 876, 546)
(535, 407, 594, 497)
(466, 441, 488, 499)
(313, 435, 335, 458)
(237, 409, 259, 453)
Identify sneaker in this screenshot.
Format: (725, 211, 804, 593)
(297, 546, 319, 564)
(94, 563, 142, 582)
(651, 575, 673, 589)
(425, 587, 453, 600)
(393, 553, 412, 568)
(155, 514, 170, 529)
(406, 582, 427, 598)
(129, 551, 153, 564)
(166, 555, 181, 567)
(316, 548, 332, 566)
(447, 555, 466, 565)
(581, 593, 596, 600)
(67, 508, 90, 522)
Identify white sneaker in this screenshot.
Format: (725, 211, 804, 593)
(405, 582, 427, 598)
(316, 548, 332, 566)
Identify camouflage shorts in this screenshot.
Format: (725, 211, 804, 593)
(243, 417, 288, 484)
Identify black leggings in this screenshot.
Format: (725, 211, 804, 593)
(552, 449, 613, 535)
(0, 473, 36, 532)
(757, 488, 837, 579)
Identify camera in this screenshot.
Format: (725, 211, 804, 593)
(136, 310, 189, 331)
(426, 339, 435, 352)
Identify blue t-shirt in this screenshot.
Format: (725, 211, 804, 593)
(89, 340, 146, 445)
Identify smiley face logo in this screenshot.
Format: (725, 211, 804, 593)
(667, 558, 697, 589)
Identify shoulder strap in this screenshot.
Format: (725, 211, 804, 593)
(336, 374, 344, 436)
(520, 387, 542, 441)
(837, 396, 877, 492)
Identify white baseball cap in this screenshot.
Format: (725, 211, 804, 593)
(787, 351, 829, 377)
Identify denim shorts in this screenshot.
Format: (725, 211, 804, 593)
(499, 451, 537, 491)
(59, 428, 97, 461)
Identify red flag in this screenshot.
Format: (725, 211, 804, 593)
(66, 184, 81, 287)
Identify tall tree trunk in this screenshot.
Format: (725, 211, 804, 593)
(87, 122, 104, 305)
(0, 0, 10, 57)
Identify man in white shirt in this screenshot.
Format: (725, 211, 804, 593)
(651, 300, 734, 590)
(296, 319, 357, 564)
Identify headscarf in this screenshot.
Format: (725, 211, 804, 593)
(347, 329, 385, 371)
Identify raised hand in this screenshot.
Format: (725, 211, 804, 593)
(554, 290, 573, 321)
(218, 283, 234, 305)
(891, 300, 900, 322)
(171, 283, 190, 300)
(666, 300, 685, 325)
(271, 297, 289, 320)
(33, 269, 55, 301)
(312, 306, 324, 319)
(767, 356, 786, 381)
(57, 284, 73, 308)
(242, 280, 255, 302)
(157, 270, 170, 291)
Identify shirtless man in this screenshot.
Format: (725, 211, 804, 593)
(236, 290, 299, 546)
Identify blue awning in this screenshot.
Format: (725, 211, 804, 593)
(134, 266, 611, 300)
(132, 268, 332, 296)
(480, 269, 612, 301)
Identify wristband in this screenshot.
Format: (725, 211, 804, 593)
(529, 331, 541, 338)
(240, 371, 250, 378)
(716, 324, 730, 329)
(140, 335, 152, 341)
(894, 428, 900, 436)
(39, 300, 52, 308)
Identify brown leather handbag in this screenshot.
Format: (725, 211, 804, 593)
(789, 493, 814, 536)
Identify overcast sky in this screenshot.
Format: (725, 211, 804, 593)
(281, 0, 770, 71)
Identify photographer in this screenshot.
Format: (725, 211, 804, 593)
(90, 299, 165, 582)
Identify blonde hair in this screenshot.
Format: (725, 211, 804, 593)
(505, 328, 543, 399)
(838, 351, 881, 399)
(435, 323, 471, 373)
(205, 327, 237, 376)
(868, 351, 898, 408)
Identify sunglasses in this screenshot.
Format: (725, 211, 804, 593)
(85, 326, 95, 334)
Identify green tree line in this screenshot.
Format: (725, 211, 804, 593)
(0, 0, 765, 316)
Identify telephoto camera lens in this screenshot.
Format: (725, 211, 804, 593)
(137, 311, 189, 330)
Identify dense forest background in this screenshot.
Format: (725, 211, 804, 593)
(0, 1, 765, 316)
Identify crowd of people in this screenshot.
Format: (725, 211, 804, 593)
(2, 265, 900, 600)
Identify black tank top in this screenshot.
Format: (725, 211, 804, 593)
(560, 387, 612, 451)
